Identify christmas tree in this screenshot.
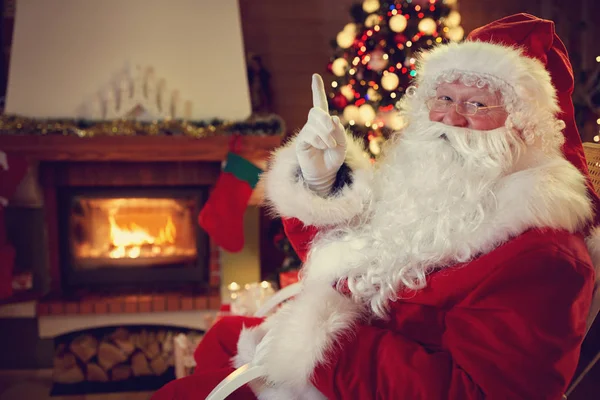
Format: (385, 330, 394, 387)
(327, 0, 463, 157)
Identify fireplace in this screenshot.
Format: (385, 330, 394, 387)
(0, 134, 281, 330)
(31, 158, 226, 297)
(68, 196, 198, 266)
(58, 187, 209, 291)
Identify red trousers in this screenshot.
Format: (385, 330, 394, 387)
(152, 316, 264, 400)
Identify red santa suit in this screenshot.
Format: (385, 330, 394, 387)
(152, 14, 599, 400)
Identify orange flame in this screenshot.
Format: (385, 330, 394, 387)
(108, 215, 176, 259)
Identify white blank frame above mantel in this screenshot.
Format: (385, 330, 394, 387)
(5, 0, 252, 121)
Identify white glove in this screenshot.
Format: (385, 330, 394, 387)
(296, 74, 347, 196)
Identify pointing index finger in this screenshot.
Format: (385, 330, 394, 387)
(311, 73, 329, 112)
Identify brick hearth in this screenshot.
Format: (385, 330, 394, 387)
(36, 292, 221, 317)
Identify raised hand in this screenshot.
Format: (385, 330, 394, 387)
(296, 74, 347, 196)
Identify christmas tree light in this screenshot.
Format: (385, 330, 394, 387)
(327, 0, 463, 157)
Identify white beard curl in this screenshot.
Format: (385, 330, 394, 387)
(305, 119, 526, 318)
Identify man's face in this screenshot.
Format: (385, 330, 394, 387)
(428, 82, 508, 131)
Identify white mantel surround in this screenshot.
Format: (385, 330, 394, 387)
(6, 0, 251, 121)
(0, 301, 217, 338)
(37, 309, 217, 339)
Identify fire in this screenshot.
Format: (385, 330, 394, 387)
(108, 214, 177, 259)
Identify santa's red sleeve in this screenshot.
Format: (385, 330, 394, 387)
(281, 217, 319, 263)
(311, 248, 594, 399)
(151, 316, 264, 400)
(262, 133, 373, 263)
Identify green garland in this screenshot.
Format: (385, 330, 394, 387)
(0, 113, 285, 138)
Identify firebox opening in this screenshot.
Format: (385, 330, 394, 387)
(59, 187, 209, 291)
(70, 197, 197, 268)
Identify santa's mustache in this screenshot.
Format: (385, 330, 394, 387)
(394, 120, 524, 171)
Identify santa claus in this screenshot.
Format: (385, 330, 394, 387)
(153, 13, 598, 400)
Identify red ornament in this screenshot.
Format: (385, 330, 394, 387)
(394, 33, 407, 43)
(331, 92, 349, 110)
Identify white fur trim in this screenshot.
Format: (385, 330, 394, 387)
(233, 323, 326, 399)
(495, 154, 592, 230)
(465, 150, 593, 254)
(263, 133, 373, 227)
(232, 324, 268, 369)
(304, 236, 371, 284)
(250, 283, 361, 390)
(418, 41, 559, 114)
(404, 41, 566, 151)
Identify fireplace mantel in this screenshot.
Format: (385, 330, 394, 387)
(0, 133, 283, 163)
(0, 132, 283, 310)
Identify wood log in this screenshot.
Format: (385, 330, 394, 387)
(111, 364, 132, 381)
(114, 337, 135, 356)
(98, 341, 127, 371)
(142, 341, 160, 360)
(166, 353, 175, 367)
(147, 331, 156, 346)
(53, 350, 76, 371)
(138, 330, 148, 348)
(150, 355, 169, 376)
(130, 333, 139, 349)
(86, 363, 108, 382)
(53, 365, 85, 384)
(131, 352, 153, 376)
(69, 334, 98, 363)
(111, 327, 129, 341)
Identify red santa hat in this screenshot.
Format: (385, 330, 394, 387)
(406, 13, 600, 231)
(467, 14, 599, 219)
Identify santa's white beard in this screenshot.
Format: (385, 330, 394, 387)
(307, 119, 525, 318)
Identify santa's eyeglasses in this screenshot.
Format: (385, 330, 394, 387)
(426, 98, 505, 116)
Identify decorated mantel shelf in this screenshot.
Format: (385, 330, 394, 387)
(0, 133, 283, 163)
(0, 52, 284, 163)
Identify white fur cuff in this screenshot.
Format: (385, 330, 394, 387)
(232, 323, 327, 400)
(262, 134, 373, 227)
(232, 323, 268, 369)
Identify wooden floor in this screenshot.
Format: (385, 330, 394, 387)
(0, 370, 154, 400)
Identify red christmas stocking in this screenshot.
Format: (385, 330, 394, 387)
(198, 152, 262, 253)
